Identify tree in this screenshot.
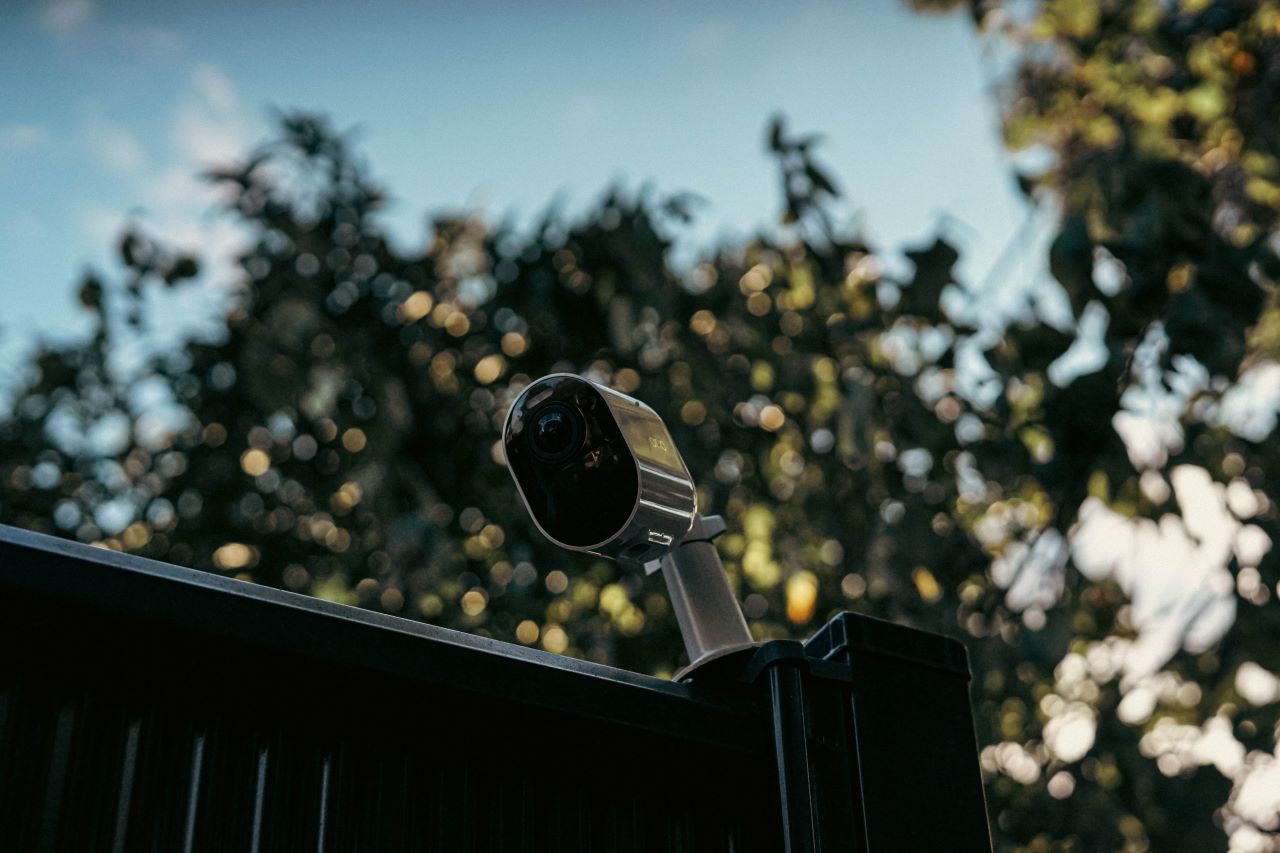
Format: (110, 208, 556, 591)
(944, 2, 1280, 849)
(3, 4, 1280, 849)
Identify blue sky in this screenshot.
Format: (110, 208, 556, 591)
(0, 0, 1038, 383)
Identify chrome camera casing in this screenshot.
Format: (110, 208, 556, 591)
(502, 374, 697, 569)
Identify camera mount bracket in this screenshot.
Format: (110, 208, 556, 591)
(645, 513, 757, 680)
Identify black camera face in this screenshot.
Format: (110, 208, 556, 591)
(504, 375, 641, 549)
(503, 374, 697, 564)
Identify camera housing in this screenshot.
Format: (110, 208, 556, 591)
(503, 374, 697, 568)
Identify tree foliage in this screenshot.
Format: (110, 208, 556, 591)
(2, 3, 1280, 851)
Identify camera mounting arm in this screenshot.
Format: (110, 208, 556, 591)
(646, 514, 755, 680)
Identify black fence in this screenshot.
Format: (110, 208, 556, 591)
(0, 524, 991, 852)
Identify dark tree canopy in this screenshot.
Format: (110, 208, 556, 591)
(3, 3, 1280, 850)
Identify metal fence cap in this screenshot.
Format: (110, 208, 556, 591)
(803, 611, 972, 678)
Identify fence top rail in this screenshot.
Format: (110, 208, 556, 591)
(0, 523, 767, 753)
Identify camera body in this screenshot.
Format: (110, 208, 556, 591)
(503, 374, 697, 568)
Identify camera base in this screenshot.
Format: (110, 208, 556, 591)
(652, 514, 756, 679)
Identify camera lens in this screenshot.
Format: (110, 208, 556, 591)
(529, 403, 581, 462)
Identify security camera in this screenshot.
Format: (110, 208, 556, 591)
(503, 374, 755, 678)
(502, 373, 697, 569)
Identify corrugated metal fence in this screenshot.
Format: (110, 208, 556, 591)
(0, 524, 991, 852)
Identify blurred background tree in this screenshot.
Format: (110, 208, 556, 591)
(3, 1, 1280, 851)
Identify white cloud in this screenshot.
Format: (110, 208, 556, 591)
(192, 64, 237, 114)
(80, 63, 254, 242)
(77, 63, 258, 365)
(0, 124, 48, 152)
(88, 122, 145, 173)
(80, 205, 127, 247)
(129, 65, 254, 262)
(138, 165, 207, 213)
(173, 64, 251, 166)
(36, 0, 94, 36)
